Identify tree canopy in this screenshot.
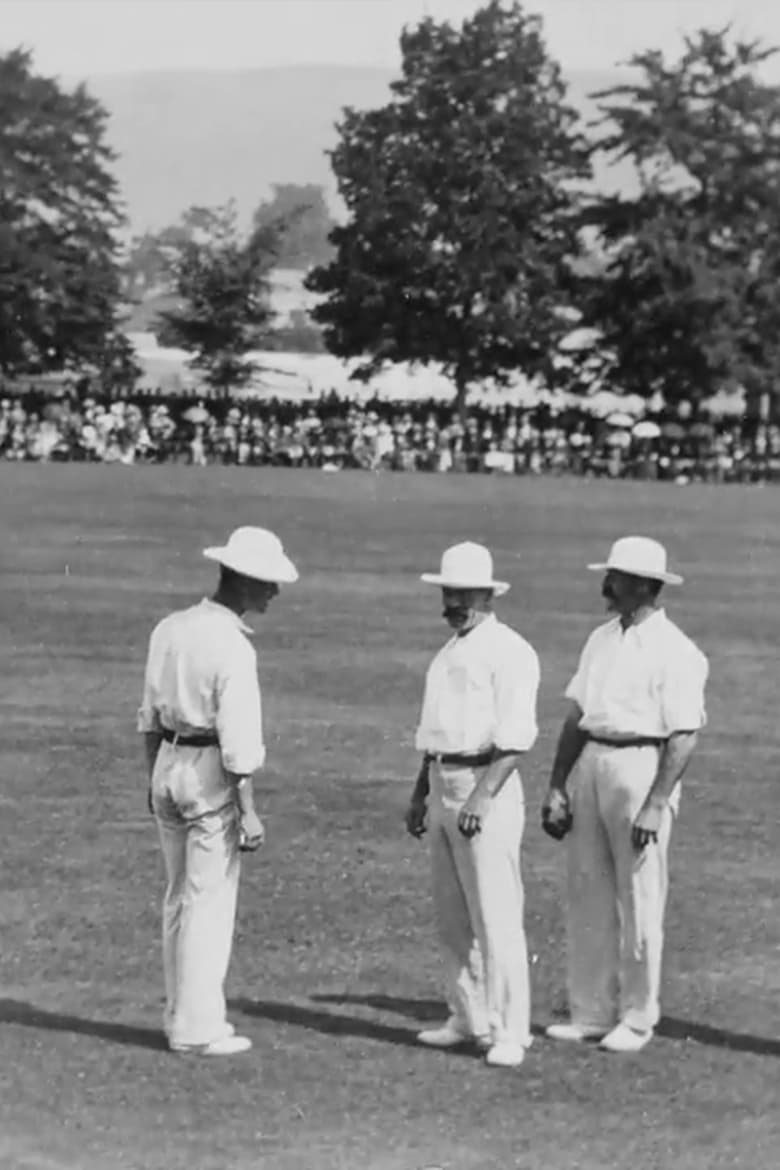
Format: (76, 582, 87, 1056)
(306, 0, 591, 416)
(253, 183, 335, 270)
(123, 207, 236, 299)
(156, 202, 281, 394)
(10, 15, 780, 414)
(0, 48, 127, 377)
(580, 27, 780, 406)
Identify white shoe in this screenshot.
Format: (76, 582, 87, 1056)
(599, 1023, 652, 1053)
(545, 1022, 609, 1042)
(166, 1021, 235, 1043)
(484, 1041, 526, 1068)
(417, 1020, 474, 1048)
(170, 1034, 252, 1056)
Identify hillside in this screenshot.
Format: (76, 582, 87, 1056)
(83, 64, 635, 233)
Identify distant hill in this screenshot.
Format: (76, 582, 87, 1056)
(82, 64, 636, 234)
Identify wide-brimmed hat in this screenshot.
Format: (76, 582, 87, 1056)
(203, 527, 298, 583)
(587, 536, 683, 585)
(421, 542, 510, 596)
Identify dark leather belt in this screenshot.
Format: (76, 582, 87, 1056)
(587, 735, 665, 749)
(430, 750, 494, 768)
(161, 728, 219, 748)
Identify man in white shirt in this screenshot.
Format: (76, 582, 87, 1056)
(137, 526, 298, 1057)
(406, 542, 540, 1069)
(542, 536, 708, 1054)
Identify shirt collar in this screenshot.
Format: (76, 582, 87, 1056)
(451, 611, 497, 644)
(613, 607, 666, 644)
(200, 597, 253, 635)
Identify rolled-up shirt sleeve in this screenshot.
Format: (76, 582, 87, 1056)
(564, 634, 594, 708)
(492, 643, 540, 752)
(216, 641, 266, 774)
(414, 660, 438, 752)
(413, 697, 428, 754)
(137, 628, 163, 733)
(660, 646, 709, 735)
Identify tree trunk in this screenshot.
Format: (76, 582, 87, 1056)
(454, 371, 469, 428)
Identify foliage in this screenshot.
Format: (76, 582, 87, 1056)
(156, 202, 281, 394)
(123, 208, 226, 297)
(94, 330, 143, 396)
(253, 183, 336, 270)
(581, 27, 780, 405)
(306, 0, 591, 417)
(0, 48, 126, 377)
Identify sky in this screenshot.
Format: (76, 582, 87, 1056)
(1, 0, 780, 80)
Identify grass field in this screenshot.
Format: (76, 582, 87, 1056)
(0, 464, 777, 1170)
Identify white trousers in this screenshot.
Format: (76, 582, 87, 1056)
(151, 742, 240, 1047)
(566, 742, 674, 1033)
(429, 762, 531, 1047)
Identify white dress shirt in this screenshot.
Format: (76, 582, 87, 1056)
(566, 608, 708, 740)
(137, 598, 265, 775)
(415, 614, 540, 755)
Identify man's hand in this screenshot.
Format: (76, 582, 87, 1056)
(541, 787, 573, 841)
(457, 790, 491, 839)
(239, 809, 265, 852)
(631, 800, 665, 851)
(405, 797, 428, 839)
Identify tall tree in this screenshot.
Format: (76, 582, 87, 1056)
(253, 183, 336, 269)
(123, 208, 232, 297)
(157, 202, 280, 395)
(306, 0, 591, 418)
(0, 48, 128, 378)
(582, 28, 780, 408)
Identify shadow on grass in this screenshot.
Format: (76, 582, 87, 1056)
(657, 1016, 780, 1057)
(310, 993, 443, 1021)
(5, 996, 775, 1060)
(0, 998, 166, 1051)
(232, 996, 484, 1055)
(310, 994, 549, 1039)
(309, 996, 780, 1057)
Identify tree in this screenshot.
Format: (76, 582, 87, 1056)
(0, 48, 127, 378)
(95, 331, 143, 397)
(581, 28, 780, 408)
(157, 202, 281, 395)
(123, 208, 231, 297)
(253, 183, 336, 269)
(305, 0, 591, 419)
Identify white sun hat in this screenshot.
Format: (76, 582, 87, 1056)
(587, 536, 683, 585)
(203, 526, 299, 583)
(421, 541, 510, 596)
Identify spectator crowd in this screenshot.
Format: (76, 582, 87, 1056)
(1, 389, 777, 484)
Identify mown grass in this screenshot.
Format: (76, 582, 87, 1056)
(0, 464, 777, 1170)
